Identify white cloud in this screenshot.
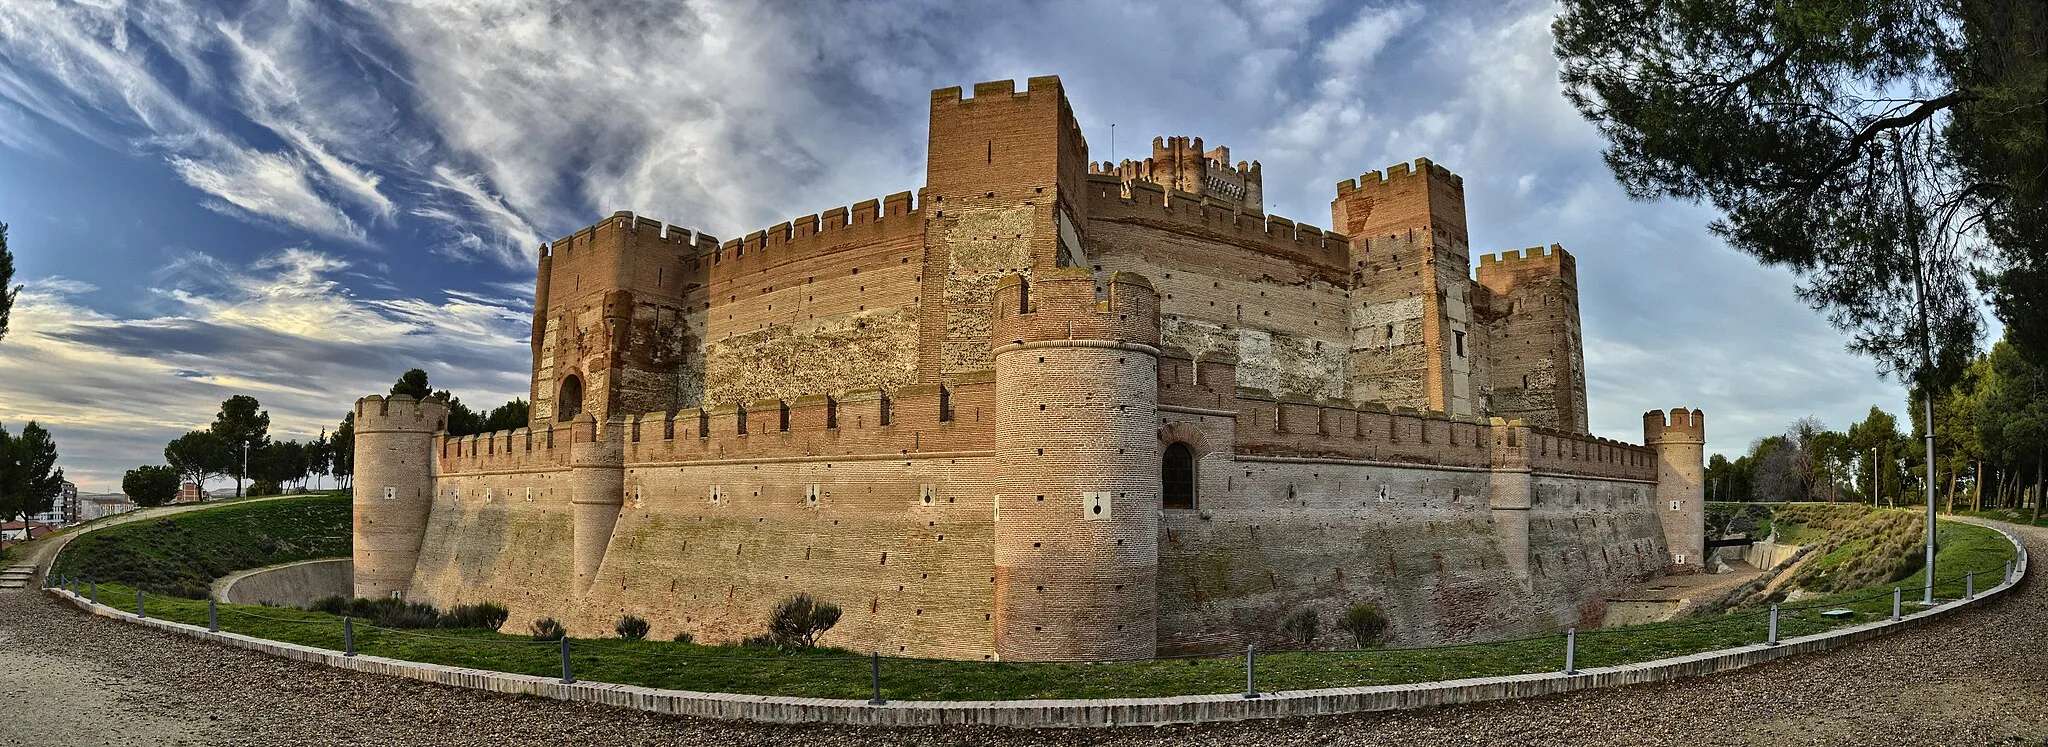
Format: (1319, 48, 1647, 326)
(0, 250, 530, 488)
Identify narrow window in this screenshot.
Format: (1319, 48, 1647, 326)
(778, 401, 790, 432)
(698, 410, 710, 438)
(986, 140, 993, 163)
(656, 267, 663, 288)
(1385, 324, 1395, 342)
(939, 386, 954, 422)
(1454, 330, 1466, 357)
(1162, 443, 1197, 510)
(826, 397, 839, 429)
(879, 391, 893, 426)
(736, 405, 748, 435)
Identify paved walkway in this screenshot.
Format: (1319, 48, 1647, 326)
(2, 518, 2042, 746)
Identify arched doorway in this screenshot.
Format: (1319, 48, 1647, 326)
(1162, 442, 1196, 510)
(558, 375, 585, 422)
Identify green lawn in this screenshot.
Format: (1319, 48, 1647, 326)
(50, 509, 2019, 701)
(49, 492, 349, 598)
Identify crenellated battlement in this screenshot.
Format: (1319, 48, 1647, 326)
(1478, 243, 1573, 268)
(1085, 174, 1349, 270)
(991, 269, 1161, 347)
(1335, 157, 1465, 195)
(1643, 408, 1706, 444)
(708, 191, 921, 281)
(354, 395, 449, 434)
(544, 211, 716, 259)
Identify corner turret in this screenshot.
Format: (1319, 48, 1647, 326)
(352, 394, 448, 599)
(989, 268, 1163, 660)
(1645, 408, 1706, 570)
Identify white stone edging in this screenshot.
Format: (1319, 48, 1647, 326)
(42, 522, 2026, 728)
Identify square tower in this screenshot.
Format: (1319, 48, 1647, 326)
(530, 212, 713, 426)
(917, 77, 1092, 381)
(1476, 244, 1588, 432)
(1333, 158, 1476, 417)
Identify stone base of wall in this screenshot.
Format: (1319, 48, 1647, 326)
(41, 523, 2025, 728)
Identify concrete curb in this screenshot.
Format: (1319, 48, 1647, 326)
(41, 522, 2027, 728)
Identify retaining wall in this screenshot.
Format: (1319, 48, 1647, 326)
(41, 522, 2026, 728)
(212, 558, 352, 608)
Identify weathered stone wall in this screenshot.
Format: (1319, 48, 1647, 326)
(1334, 159, 1475, 417)
(1156, 444, 1665, 652)
(1084, 189, 1351, 400)
(1476, 245, 1587, 432)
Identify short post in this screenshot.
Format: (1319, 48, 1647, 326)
(1563, 628, 1578, 675)
(136, 589, 146, 619)
(2005, 560, 2015, 585)
(344, 617, 356, 657)
(208, 598, 219, 632)
(1892, 587, 1903, 621)
(1966, 571, 1975, 600)
(1767, 605, 1780, 646)
(89, 580, 96, 605)
(868, 651, 885, 705)
(559, 637, 575, 684)
(1243, 644, 1259, 699)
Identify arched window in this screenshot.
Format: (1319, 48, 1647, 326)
(1162, 443, 1196, 510)
(558, 375, 584, 422)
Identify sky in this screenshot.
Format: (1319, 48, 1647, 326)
(0, 0, 1925, 491)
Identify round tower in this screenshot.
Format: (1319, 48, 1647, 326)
(1644, 408, 1706, 570)
(989, 269, 1163, 661)
(353, 394, 448, 599)
(568, 413, 625, 596)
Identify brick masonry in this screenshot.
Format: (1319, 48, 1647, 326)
(356, 76, 1708, 661)
(47, 522, 2028, 726)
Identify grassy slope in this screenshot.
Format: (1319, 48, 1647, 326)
(50, 493, 349, 597)
(55, 506, 2018, 700)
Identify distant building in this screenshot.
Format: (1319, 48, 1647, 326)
(0, 520, 54, 544)
(79, 493, 137, 522)
(176, 482, 211, 504)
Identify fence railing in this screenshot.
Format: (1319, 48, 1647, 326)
(42, 553, 2022, 703)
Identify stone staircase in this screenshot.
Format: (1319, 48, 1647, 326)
(0, 564, 35, 590)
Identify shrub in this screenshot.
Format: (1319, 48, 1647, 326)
(766, 594, 842, 649)
(741, 633, 777, 648)
(1338, 602, 1389, 648)
(615, 614, 650, 641)
(443, 602, 509, 630)
(1281, 607, 1319, 647)
(307, 595, 348, 615)
(671, 631, 695, 644)
(530, 618, 566, 641)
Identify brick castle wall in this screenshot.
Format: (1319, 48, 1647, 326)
(359, 75, 1701, 661)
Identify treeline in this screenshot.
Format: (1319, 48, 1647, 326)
(1708, 337, 2048, 517)
(122, 369, 526, 507)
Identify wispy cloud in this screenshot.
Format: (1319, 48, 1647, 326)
(0, 251, 530, 487)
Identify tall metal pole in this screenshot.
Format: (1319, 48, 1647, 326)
(241, 441, 250, 499)
(1872, 446, 1879, 508)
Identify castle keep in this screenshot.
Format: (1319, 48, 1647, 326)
(353, 77, 1706, 661)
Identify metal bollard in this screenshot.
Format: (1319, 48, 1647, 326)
(1892, 587, 1903, 621)
(1767, 605, 1779, 646)
(1564, 628, 1578, 675)
(136, 589, 146, 619)
(868, 651, 885, 705)
(89, 580, 96, 605)
(208, 598, 219, 632)
(1966, 572, 1975, 600)
(560, 637, 575, 684)
(2006, 560, 2015, 585)
(344, 617, 355, 657)
(1243, 644, 1259, 699)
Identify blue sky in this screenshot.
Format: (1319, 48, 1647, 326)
(0, 0, 1920, 490)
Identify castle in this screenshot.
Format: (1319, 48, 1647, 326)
(352, 76, 1706, 661)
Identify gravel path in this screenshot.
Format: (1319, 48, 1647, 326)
(3, 523, 2043, 746)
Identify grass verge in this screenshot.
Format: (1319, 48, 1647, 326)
(50, 493, 349, 598)
(49, 516, 2018, 701)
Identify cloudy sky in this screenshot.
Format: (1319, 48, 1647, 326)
(0, 0, 1921, 490)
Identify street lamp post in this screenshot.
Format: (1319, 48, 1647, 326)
(240, 440, 250, 499)
(1872, 446, 1879, 508)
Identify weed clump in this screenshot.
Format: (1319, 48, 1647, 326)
(530, 618, 566, 641)
(615, 615, 650, 641)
